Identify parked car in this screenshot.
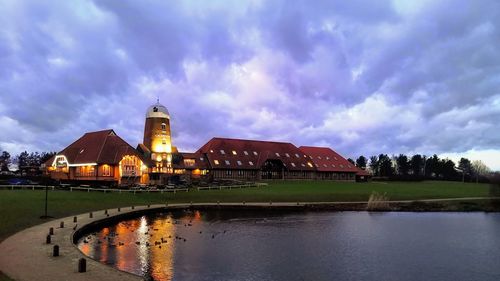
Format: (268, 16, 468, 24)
(8, 178, 30, 185)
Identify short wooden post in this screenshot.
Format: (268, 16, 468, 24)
(104, 209, 108, 215)
(131, 206, 135, 210)
(49, 227, 54, 235)
(73, 216, 77, 223)
(89, 212, 93, 218)
(52, 245, 59, 257)
(60, 221, 64, 228)
(46, 234, 51, 244)
(118, 207, 121, 212)
(78, 258, 86, 273)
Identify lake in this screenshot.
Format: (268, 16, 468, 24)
(77, 210, 500, 281)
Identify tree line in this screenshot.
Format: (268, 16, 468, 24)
(0, 149, 56, 174)
(347, 154, 491, 182)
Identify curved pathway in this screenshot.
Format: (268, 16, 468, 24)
(1, 198, 499, 281)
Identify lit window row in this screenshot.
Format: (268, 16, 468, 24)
(213, 160, 255, 166)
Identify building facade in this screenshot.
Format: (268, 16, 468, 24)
(45, 102, 370, 185)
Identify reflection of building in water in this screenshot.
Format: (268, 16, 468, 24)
(44, 100, 371, 185)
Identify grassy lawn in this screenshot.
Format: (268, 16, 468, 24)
(0, 180, 493, 242)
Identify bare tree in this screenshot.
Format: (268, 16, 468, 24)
(472, 160, 491, 183)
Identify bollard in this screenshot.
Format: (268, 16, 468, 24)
(104, 209, 108, 215)
(73, 216, 77, 223)
(148, 204, 150, 208)
(53, 245, 59, 257)
(243, 201, 246, 205)
(46, 234, 51, 244)
(132, 206, 135, 210)
(78, 258, 87, 273)
(118, 207, 121, 212)
(89, 212, 93, 218)
(60, 221, 64, 228)
(49, 227, 54, 235)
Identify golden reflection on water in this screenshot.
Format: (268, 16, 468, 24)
(78, 215, 178, 281)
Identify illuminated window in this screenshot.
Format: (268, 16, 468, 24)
(326, 157, 330, 160)
(161, 123, 166, 131)
(304, 155, 307, 158)
(244, 151, 249, 155)
(275, 152, 280, 157)
(285, 153, 290, 157)
(162, 139, 166, 145)
(253, 151, 258, 155)
(295, 154, 300, 158)
(237, 160, 242, 165)
(249, 161, 254, 166)
(184, 159, 195, 167)
(200, 157, 204, 161)
(102, 165, 111, 176)
(232, 150, 237, 155)
(225, 160, 230, 165)
(220, 150, 225, 155)
(307, 162, 313, 167)
(214, 160, 220, 165)
(79, 149, 85, 154)
(210, 150, 214, 153)
(301, 163, 306, 167)
(291, 163, 296, 167)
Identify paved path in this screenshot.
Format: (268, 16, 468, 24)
(1, 198, 499, 281)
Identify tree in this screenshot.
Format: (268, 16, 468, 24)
(356, 156, 367, 169)
(425, 154, 440, 178)
(378, 154, 395, 177)
(16, 151, 29, 170)
(369, 155, 379, 176)
(472, 160, 491, 183)
(395, 154, 409, 176)
(458, 158, 473, 181)
(0, 151, 11, 171)
(347, 158, 355, 165)
(410, 154, 423, 177)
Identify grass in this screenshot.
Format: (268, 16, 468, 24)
(0, 180, 493, 242)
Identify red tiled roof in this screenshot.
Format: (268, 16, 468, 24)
(298, 146, 358, 173)
(197, 137, 316, 171)
(56, 129, 144, 165)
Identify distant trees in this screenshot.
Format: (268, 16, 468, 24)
(0, 151, 11, 171)
(347, 158, 355, 165)
(355, 156, 367, 169)
(472, 160, 491, 183)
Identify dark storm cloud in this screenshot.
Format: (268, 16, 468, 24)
(1, 0, 500, 169)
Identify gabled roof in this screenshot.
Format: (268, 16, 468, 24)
(174, 152, 210, 170)
(55, 129, 144, 165)
(197, 137, 316, 171)
(298, 146, 358, 173)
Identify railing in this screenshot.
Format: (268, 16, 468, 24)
(197, 182, 268, 190)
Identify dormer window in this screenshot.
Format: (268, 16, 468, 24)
(295, 154, 300, 158)
(275, 152, 280, 157)
(285, 153, 290, 157)
(291, 163, 296, 167)
(225, 160, 230, 165)
(220, 150, 225, 155)
(253, 151, 258, 156)
(249, 161, 254, 166)
(237, 160, 242, 165)
(232, 150, 237, 155)
(214, 160, 220, 165)
(243, 151, 249, 155)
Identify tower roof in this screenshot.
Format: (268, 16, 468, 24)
(146, 101, 170, 119)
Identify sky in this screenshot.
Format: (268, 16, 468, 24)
(1, 0, 500, 170)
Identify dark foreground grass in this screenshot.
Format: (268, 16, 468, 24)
(0, 180, 493, 242)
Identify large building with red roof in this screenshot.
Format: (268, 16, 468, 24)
(45, 102, 370, 185)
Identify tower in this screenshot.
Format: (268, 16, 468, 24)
(144, 100, 173, 173)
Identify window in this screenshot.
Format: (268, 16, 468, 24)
(225, 160, 230, 165)
(161, 123, 166, 131)
(315, 164, 319, 167)
(301, 163, 306, 167)
(238, 170, 244, 176)
(275, 152, 280, 157)
(214, 160, 220, 165)
(249, 161, 254, 166)
(232, 150, 237, 155)
(326, 157, 330, 160)
(210, 150, 214, 153)
(323, 164, 327, 168)
(237, 160, 242, 166)
(162, 139, 166, 145)
(340, 164, 344, 168)
(226, 170, 232, 175)
(200, 157, 204, 161)
(243, 151, 249, 155)
(332, 164, 336, 168)
(102, 165, 111, 176)
(304, 155, 307, 158)
(253, 151, 258, 155)
(291, 163, 296, 167)
(220, 150, 225, 155)
(307, 162, 313, 167)
(295, 153, 300, 158)
(285, 153, 290, 157)
(318, 156, 322, 159)
(184, 159, 195, 167)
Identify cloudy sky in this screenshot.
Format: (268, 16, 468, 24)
(1, 0, 500, 170)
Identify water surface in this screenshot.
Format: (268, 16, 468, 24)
(77, 210, 500, 281)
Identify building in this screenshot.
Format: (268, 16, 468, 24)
(45, 129, 148, 185)
(45, 101, 370, 185)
